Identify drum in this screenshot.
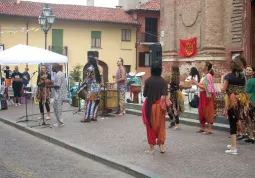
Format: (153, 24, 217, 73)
(77, 82, 87, 100)
(100, 89, 119, 110)
(131, 84, 141, 104)
(105, 82, 116, 90)
(72, 96, 79, 107)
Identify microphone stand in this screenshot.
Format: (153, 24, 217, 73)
(16, 72, 38, 123)
(30, 77, 51, 128)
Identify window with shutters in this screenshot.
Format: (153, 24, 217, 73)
(91, 31, 101, 48)
(139, 52, 151, 67)
(121, 29, 131, 41)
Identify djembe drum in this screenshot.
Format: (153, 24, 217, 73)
(131, 84, 141, 104)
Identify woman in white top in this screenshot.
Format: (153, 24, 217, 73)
(183, 67, 200, 93)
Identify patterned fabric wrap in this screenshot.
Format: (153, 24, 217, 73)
(84, 65, 101, 101)
(224, 84, 250, 121)
(168, 71, 184, 118)
(214, 92, 226, 116)
(168, 90, 184, 117)
(203, 73, 216, 98)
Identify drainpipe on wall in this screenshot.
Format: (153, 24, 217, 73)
(0, 26, 2, 44)
(135, 24, 141, 70)
(135, 9, 142, 70)
(26, 20, 29, 45)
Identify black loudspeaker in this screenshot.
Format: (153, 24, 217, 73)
(87, 51, 99, 58)
(149, 44, 162, 65)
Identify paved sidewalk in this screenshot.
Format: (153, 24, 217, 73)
(1, 103, 255, 178)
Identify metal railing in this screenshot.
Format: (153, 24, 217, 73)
(139, 32, 158, 43)
(48, 45, 68, 56)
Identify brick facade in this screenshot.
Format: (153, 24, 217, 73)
(160, 0, 246, 83)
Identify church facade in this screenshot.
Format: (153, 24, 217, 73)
(161, 0, 253, 82)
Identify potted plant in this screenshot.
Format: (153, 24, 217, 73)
(69, 64, 83, 107)
(69, 64, 83, 87)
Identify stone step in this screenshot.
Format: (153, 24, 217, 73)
(126, 103, 229, 132)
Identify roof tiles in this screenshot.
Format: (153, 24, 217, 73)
(139, 0, 160, 11)
(0, 0, 139, 25)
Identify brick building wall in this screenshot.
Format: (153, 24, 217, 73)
(160, 0, 245, 84)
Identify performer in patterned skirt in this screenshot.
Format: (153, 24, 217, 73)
(221, 59, 250, 154)
(81, 57, 101, 122)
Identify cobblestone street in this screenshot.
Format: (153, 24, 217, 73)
(0, 123, 133, 178)
(1, 103, 255, 178)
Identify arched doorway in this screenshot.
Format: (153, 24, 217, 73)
(98, 60, 109, 82)
(83, 60, 109, 82)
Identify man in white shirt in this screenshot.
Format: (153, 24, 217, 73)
(48, 63, 67, 127)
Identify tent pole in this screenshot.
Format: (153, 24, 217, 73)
(65, 63, 70, 91)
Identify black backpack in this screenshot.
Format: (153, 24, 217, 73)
(0, 94, 8, 110)
(188, 94, 199, 108)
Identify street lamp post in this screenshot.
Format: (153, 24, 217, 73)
(38, 4, 56, 50)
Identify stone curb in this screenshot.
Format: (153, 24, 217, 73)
(126, 109, 230, 132)
(0, 117, 161, 178)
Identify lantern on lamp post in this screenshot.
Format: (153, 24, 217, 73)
(38, 4, 55, 50)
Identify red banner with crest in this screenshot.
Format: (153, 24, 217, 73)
(179, 37, 197, 57)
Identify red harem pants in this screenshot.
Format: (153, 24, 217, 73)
(145, 100, 166, 145)
(198, 91, 215, 128)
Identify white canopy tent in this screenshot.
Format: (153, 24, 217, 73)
(0, 44, 70, 98)
(0, 44, 68, 65)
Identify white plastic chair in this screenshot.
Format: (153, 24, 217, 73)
(8, 86, 14, 98)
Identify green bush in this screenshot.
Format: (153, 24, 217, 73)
(69, 64, 83, 87)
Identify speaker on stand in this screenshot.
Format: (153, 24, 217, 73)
(87, 51, 99, 59)
(149, 44, 162, 66)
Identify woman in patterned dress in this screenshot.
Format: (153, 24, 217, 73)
(221, 59, 250, 154)
(81, 57, 101, 122)
(36, 65, 52, 120)
(244, 66, 255, 144)
(168, 65, 184, 130)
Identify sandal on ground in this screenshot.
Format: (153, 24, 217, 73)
(196, 129, 205, 133)
(174, 126, 180, 130)
(145, 150, 154, 154)
(81, 119, 91, 123)
(203, 131, 213, 135)
(159, 145, 165, 153)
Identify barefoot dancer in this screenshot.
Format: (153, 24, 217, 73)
(142, 61, 169, 154)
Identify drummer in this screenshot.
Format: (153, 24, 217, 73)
(116, 57, 126, 116)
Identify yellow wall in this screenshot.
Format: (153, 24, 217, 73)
(0, 16, 137, 84)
